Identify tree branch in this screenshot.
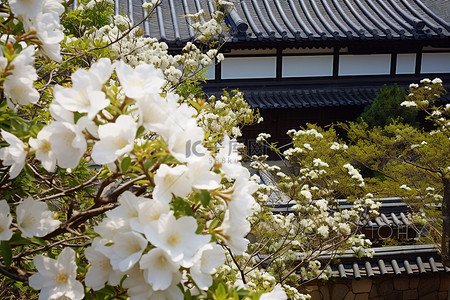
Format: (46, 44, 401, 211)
(0, 263, 28, 283)
(37, 170, 101, 202)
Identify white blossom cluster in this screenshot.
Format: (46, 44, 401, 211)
(1, 46, 40, 108)
(197, 91, 258, 138)
(330, 142, 349, 150)
(187, 9, 226, 42)
(10, 0, 64, 61)
(0, 197, 60, 241)
(287, 128, 324, 139)
(343, 163, 365, 187)
(0, 55, 260, 298)
(83, 191, 223, 298)
(89, 13, 224, 87)
(402, 77, 449, 132)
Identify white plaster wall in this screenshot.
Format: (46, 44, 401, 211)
(221, 57, 276, 79)
(339, 54, 391, 76)
(396, 53, 416, 74)
(282, 55, 333, 77)
(421, 53, 450, 74)
(204, 63, 215, 80)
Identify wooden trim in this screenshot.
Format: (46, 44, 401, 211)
(276, 48, 282, 80)
(215, 60, 221, 82)
(390, 53, 397, 77)
(333, 46, 339, 79)
(415, 50, 422, 75)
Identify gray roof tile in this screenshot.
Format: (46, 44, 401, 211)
(102, 1, 450, 46)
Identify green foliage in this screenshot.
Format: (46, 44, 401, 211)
(358, 84, 417, 127)
(62, 0, 114, 37)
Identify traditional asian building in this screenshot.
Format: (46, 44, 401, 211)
(108, 1, 450, 299)
(113, 0, 450, 153)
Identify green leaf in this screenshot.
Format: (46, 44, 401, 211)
(143, 157, 157, 171)
(198, 190, 211, 207)
(9, 232, 31, 246)
(195, 224, 205, 234)
(213, 283, 228, 300)
(129, 165, 143, 173)
(120, 157, 132, 174)
(30, 237, 47, 246)
(1, 241, 12, 268)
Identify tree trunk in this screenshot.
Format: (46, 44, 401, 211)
(442, 177, 450, 266)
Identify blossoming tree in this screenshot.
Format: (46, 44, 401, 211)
(255, 78, 450, 273)
(0, 1, 381, 299)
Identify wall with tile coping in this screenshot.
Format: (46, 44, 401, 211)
(299, 274, 450, 300)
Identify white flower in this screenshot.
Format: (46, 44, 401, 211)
(91, 115, 137, 164)
(122, 267, 154, 299)
(4, 76, 40, 108)
(317, 225, 329, 238)
(139, 248, 179, 291)
(260, 284, 287, 300)
(0, 200, 13, 241)
(136, 92, 178, 134)
(0, 130, 27, 178)
(400, 184, 411, 191)
(339, 223, 351, 235)
(401, 101, 417, 108)
(303, 143, 313, 151)
(114, 60, 165, 99)
(42, 0, 65, 16)
(53, 63, 111, 120)
(144, 212, 210, 267)
(89, 58, 114, 87)
(432, 78, 442, 85)
(106, 191, 146, 221)
(343, 163, 365, 187)
(94, 217, 130, 241)
(221, 211, 250, 255)
(32, 12, 64, 62)
(29, 126, 57, 172)
(409, 83, 419, 89)
(153, 164, 192, 203)
(109, 231, 148, 272)
(315, 199, 327, 211)
(129, 198, 170, 234)
(123, 267, 183, 300)
(228, 171, 258, 219)
(190, 243, 224, 290)
(3, 46, 39, 108)
(16, 197, 60, 237)
(29, 248, 84, 300)
(215, 135, 244, 179)
(256, 133, 270, 142)
(49, 102, 74, 123)
(41, 121, 86, 169)
(84, 239, 123, 291)
(187, 156, 221, 190)
(166, 118, 206, 163)
(9, 0, 43, 19)
(300, 190, 312, 201)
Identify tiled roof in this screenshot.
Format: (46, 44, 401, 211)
(108, 0, 450, 46)
(268, 197, 414, 228)
(204, 84, 450, 109)
(228, 0, 450, 43)
(256, 244, 450, 279)
(330, 244, 450, 279)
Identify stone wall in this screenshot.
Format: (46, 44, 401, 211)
(299, 274, 450, 300)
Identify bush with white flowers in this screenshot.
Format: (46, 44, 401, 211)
(0, 1, 288, 299)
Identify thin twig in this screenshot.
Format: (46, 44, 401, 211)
(36, 170, 101, 202)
